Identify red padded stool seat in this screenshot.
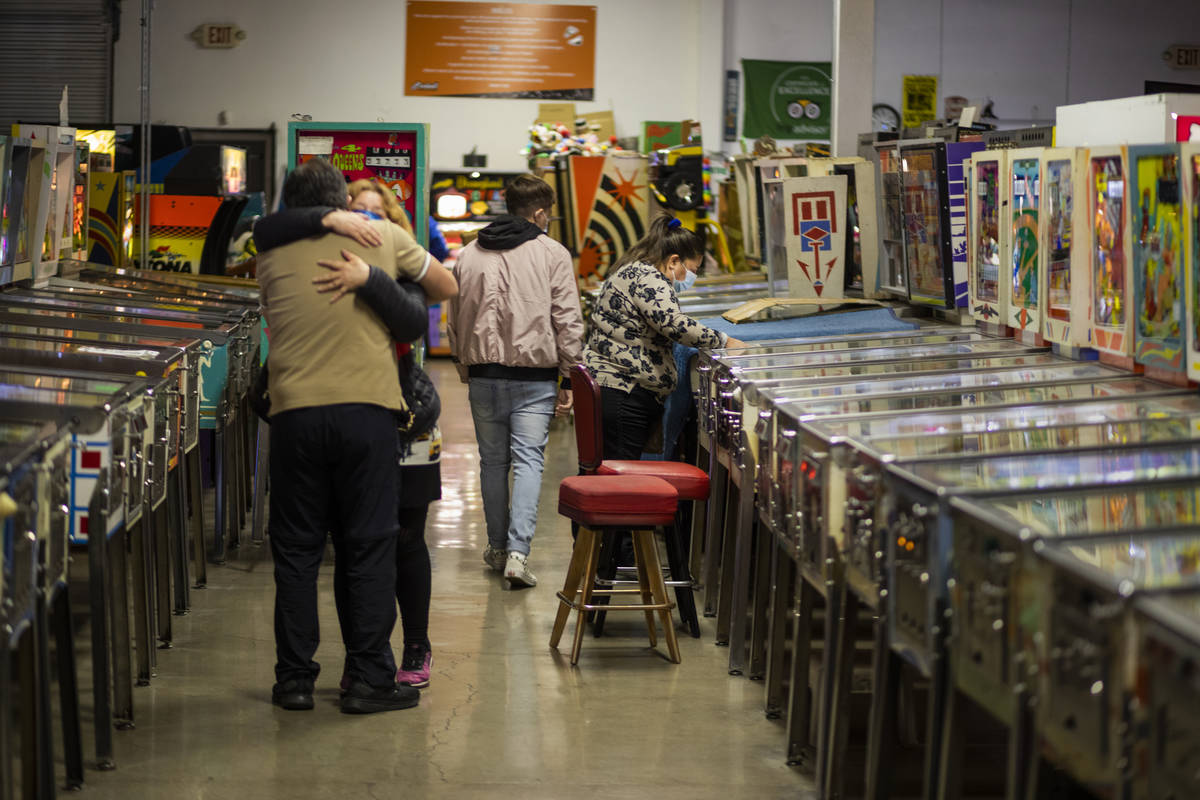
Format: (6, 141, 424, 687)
(596, 461, 710, 501)
(558, 475, 678, 527)
(551, 475, 682, 665)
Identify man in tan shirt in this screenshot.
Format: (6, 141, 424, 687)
(256, 157, 454, 714)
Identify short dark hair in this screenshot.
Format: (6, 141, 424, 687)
(505, 174, 555, 218)
(283, 158, 348, 210)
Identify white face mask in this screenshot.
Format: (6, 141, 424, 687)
(673, 269, 698, 293)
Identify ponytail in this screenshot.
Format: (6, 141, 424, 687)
(614, 213, 705, 273)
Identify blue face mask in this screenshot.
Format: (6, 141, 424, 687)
(354, 208, 385, 221)
(673, 269, 698, 294)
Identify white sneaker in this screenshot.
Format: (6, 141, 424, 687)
(482, 545, 507, 572)
(503, 552, 538, 587)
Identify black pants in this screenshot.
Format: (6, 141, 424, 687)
(596, 386, 665, 564)
(269, 404, 400, 687)
(335, 503, 432, 653)
(600, 385, 665, 461)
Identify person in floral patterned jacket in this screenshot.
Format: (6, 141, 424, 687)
(584, 214, 744, 461)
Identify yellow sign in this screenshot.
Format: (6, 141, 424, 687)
(902, 75, 938, 129)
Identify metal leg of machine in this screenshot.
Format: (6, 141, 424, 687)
(152, 501, 172, 647)
(108, 525, 136, 729)
(701, 447, 728, 618)
(660, 515, 701, 638)
(864, 617, 899, 800)
(169, 466, 189, 614)
(814, 578, 845, 797)
(785, 579, 817, 768)
(250, 426, 269, 546)
(129, 519, 153, 685)
(212, 423, 228, 565)
(16, 625, 39, 799)
(33, 589, 54, 800)
(763, 546, 792, 719)
(822, 585, 862, 800)
(183, 450, 206, 589)
(51, 585, 84, 790)
(714, 477, 740, 647)
(727, 457, 757, 673)
(747, 521, 774, 679)
(86, 489, 115, 770)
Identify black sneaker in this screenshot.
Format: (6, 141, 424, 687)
(271, 679, 314, 710)
(340, 679, 420, 714)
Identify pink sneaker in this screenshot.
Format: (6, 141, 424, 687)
(396, 646, 432, 689)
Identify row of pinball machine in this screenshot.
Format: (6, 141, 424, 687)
(0, 124, 266, 797)
(679, 131, 1200, 795)
(2, 103, 1200, 799)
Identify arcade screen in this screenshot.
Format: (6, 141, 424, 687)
(1091, 155, 1127, 330)
(73, 145, 88, 257)
(900, 146, 948, 305)
(1044, 158, 1075, 323)
(221, 146, 247, 195)
(295, 128, 419, 228)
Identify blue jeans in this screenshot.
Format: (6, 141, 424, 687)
(468, 378, 556, 556)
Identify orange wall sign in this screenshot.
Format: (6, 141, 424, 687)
(405, 2, 596, 100)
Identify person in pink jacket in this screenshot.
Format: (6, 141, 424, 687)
(447, 174, 584, 588)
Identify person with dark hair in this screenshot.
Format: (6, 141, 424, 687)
(255, 156, 456, 715)
(447, 173, 584, 587)
(585, 213, 745, 461)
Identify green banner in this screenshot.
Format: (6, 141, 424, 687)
(742, 59, 832, 140)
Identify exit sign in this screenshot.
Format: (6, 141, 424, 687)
(190, 23, 246, 49)
(1164, 43, 1200, 70)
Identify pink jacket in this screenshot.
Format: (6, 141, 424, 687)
(447, 234, 583, 381)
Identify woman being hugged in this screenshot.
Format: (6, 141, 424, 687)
(584, 214, 743, 460)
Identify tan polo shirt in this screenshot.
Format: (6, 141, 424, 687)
(257, 218, 431, 415)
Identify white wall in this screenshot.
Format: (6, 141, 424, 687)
(113, 0, 711, 175)
(875, 0, 1200, 126)
(111, 0, 1200, 187)
(721, 0, 833, 152)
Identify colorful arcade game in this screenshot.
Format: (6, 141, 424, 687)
(969, 149, 1010, 329)
(1038, 147, 1091, 348)
(804, 157, 881, 297)
(287, 121, 430, 247)
(1129, 144, 1186, 376)
(0, 135, 33, 285)
(899, 139, 984, 310)
(874, 140, 908, 299)
(781, 172, 848, 301)
(1007, 146, 1044, 342)
(1089, 146, 1135, 364)
(87, 170, 137, 267)
(1185, 143, 1200, 381)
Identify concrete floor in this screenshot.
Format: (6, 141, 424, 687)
(72, 359, 813, 799)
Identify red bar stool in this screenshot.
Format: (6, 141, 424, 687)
(570, 364, 709, 637)
(551, 475, 681, 665)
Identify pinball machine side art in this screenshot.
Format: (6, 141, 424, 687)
(567, 153, 649, 281)
(1039, 148, 1091, 348)
(946, 141, 985, 308)
(804, 158, 881, 297)
(1185, 144, 1200, 381)
(1007, 147, 1044, 338)
(1130, 144, 1185, 373)
(1089, 147, 1134, 361)
(781, 174, 847, 301)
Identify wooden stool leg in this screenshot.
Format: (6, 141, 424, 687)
(570, 532, 602, 665)
(551, 527, 594, 648)
(641, 530, 681, 664)
(631, 531, 657, 648)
